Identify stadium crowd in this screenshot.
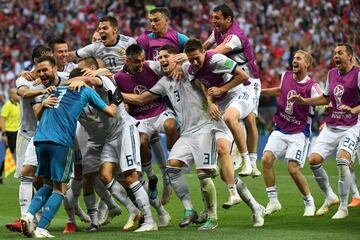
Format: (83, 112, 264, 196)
(0, 0, 359, 101)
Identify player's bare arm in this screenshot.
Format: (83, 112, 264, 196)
(261, 87, 280, 97)
(195, 78, 221, 121)
(339, 104, 360, 114)
(32, 94, 60, 120)
(288, 94, 330, 106)
(122, 91, 158, 106)
(17, 85, 56, 99)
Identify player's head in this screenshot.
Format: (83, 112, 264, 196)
(35, 55, 58, 86)
(48, 37, 69, 70)
(98, 15, 118, 46)
(149, 7, 170, 36)
(159, 45, 179, 74)
(31, 45, 52, 64)
(333, 43, 354, 72)
(92, 31, 102, 43)
(125, 44, 145, 74)
(78, 57, 99, 70)
(9, 88, 19, 103)
(212, 4, 234, 33)
(69, 68, 85, 78)
(292, 50, 313, 74)
(184, 39, 206, 72)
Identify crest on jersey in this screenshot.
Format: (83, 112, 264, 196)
(134, 85, 148, 95)
(285, 90, 297, 115)
(118, 48, 126, 56)
(333, 84, 344, 109)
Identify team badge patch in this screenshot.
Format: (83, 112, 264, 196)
(224, 59, 235, 69)
(118, 48, 126, 56)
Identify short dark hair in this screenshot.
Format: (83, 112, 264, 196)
(150, 7, 170, 19)
(99, 15, 118, 28)
(78, 57, 99, 69)
(159, 45, 179, 54)
(126, 44, 144, 58)
(48, 37, 67, 52)
(36, 55, 56, 67)
(69, 68, 84, 78)
(31, 45, 52, 63)
(184, 39, 204, 53)
(336, 43, 354, 57)
(213, 4, 234, 21)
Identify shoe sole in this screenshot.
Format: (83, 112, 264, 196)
(198, 225, 218, 231)
(5, 224, 22, 233)
(222, 201, 241, 209)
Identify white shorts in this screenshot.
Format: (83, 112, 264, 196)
(101, 124, 141, 173)
(15, 134, 31, 178)
(22, 137, 38, 168)
(312, 124, 360, 160)
(137, 109, 176, 136)
(263, 130, 310, 167)
(168, 132, 217, 170)
(245, 78, 261, 116)
(82, 140, 104, 175)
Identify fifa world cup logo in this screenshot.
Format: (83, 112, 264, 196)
(134, 85, 147, 95)
(333, 85, 344, 109)
(285, 90, 297, 115)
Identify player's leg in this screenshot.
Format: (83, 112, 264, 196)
(244, 113, 261, 177)
(288, 160, 315, 216)
(217, 137, 241, 208)
(309, 126, 339, 215)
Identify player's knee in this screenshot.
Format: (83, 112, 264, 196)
(123, 171, 138, 187)
(337, 149, 351, 161)
(216, 143, 230, 157)
(167, 159, 183, 168)
(223, 114, 238, 127)
(99, 172, 112, 185)
(261, 151, 274, 169)
(140, 133, 149, 146)
(21, 165, 35, 177)
(163, 119, 177, 135)
(288, 163, 300, 176)
(309, 153, 323, 165)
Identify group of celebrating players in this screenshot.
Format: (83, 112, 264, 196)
(4, 3, 360, 238)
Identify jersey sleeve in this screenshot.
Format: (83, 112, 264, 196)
(222, 34, 243, 50)
(210, 53, 237, 75)
(147, 61, 163, 76)
(181, 62, 195, 82)
(82, 87, 107, 111)
(1, 102, 9, 118)
(98, 76, 116, 93)
(137, 33, 149, 53)
(206, 31, 216, 46)
(279, 72, 287, 88)
(323, 72, 330, 97)
(177, 33, 189, 51)
(311, 83, 323, 98)
(16, 76, 31, 89)
(149, 77, 167, 97)
(76, 43, 97, 58)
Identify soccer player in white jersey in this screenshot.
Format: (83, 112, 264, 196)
(5, 45, 57, 233)
(122, 45, 219, 230)
(261, 50, 321, 216)
(289, 43, 360, 219)
(182, 40, 265, 226)
(204, 4, 261, 177)
(68, 15, 136, 73)
(48, 38, 77, 76)
(67, 58, 143, 232)
(69, 70, 159, 233)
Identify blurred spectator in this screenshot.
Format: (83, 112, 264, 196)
(0, 88, 20, 182)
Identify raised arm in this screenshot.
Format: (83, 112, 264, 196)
(18, 85, 57, 99)
(261, 87, 280, 97)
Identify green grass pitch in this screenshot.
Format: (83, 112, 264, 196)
(1, 159, 359, 239)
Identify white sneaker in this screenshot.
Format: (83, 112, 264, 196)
(251, 165, 262, 178)
(303, 200, 316, 217)
(20, 214, 36, 237)
(252, 205, 265, 227)
(134, 222, 158, 232)
(101, 206, 121, 226)
(265, 200, 282, 215)
(33, 227, 54, 238)
(316, 196, 339, 216)
(123, 210, 142, 231)
(158, 211, 171, 227)
(75, 204, 91, 223)
(238, 160, 252, 177)
(222, 193, 241, 209)
(331, 208, 348, 219)
(97, 201, 108, 225)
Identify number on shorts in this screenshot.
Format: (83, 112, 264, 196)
(238, 92, 249, 101)
(343, 137, 356, 151)
(203, 153, 210, 165)
(126, 155, 134, 166)
(295, 150, 302, 161)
